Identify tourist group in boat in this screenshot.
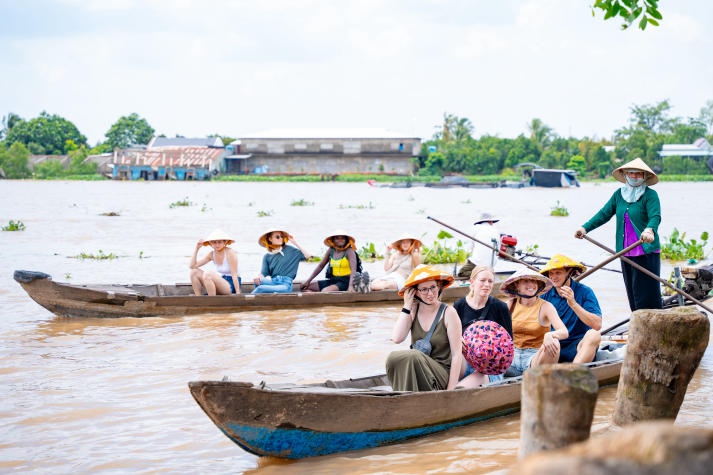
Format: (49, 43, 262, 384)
(189, 157, 662, 391)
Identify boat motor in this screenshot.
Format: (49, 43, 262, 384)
(499, 235, 518, 258)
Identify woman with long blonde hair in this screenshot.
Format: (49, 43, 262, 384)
(370, 234, 422, 291)
(454, 265, 512, 388)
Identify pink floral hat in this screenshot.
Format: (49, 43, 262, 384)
(462, 321, 514, 375)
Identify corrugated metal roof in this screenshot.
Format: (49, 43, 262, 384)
(237, 128, 419, 140)
(148, 137, 224, 148)
(112, 147, 225, 167)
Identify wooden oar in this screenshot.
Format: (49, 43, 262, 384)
(575, 239, 644, 281)
(601, 317, 631, 335)
(515, 250, 622, 274)
(583, 235, 713, 315)
(427, 216, 540, 272)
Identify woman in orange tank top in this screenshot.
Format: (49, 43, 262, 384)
(500, 268, 568, 377)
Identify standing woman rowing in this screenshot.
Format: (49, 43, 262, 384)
(575, 157, 662, 310)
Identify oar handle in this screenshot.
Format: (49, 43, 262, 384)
(575, 239, 643, 281)
(427, 216, 540, 272)
(582, 234, 713, 315)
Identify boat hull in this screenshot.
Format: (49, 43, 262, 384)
(13, 269, 476, 318)
(188, 360, 622, 459)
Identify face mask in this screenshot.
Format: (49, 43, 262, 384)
(625, 175, 645, 187)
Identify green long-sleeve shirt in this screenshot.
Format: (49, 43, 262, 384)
(582, 187, 661, 254)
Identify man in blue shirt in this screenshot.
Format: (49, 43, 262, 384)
(540, 254, 602, 363)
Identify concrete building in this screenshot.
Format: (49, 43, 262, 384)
(658, 138, 713, 173)
(227, 128, 421, 176)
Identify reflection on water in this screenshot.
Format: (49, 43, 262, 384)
(1, 180, 711, 473)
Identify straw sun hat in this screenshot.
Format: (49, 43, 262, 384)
(539, 254, 587, 277)
(474, 212, 500, 225)
(202, 229, 234, 246)
(258, 228, 289, 248)
(612, 157, 659, 186)
(391, 234, 422, 251)
(324, 230, 356, 250)
(398, 265, 454, 297)
(500, 268, 553, 297)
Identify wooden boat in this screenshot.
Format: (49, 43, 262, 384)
(13, 269, 487, 318)
(188, 357, 624, 459)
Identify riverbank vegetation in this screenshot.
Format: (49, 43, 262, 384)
(2, 99, 713, 181)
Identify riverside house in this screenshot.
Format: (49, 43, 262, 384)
(226, 128, 421, 176)
(109, 137, 227, 180)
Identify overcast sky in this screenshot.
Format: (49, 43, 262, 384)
(1, 0, 711, 145)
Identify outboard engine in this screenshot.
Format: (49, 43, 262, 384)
(680, 264, 713, 300)
(499, 235, 518, 258)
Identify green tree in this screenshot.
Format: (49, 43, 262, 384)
(527, 118, 553, 150)
(697, 100, 713, 138)
(668, 119, 707, 145)
(4, 112, 87, 154)
(592, 0, 662, 30)
(1, 112, 23, 140)
(0, 142, 31, 178)
(33, 159, 66, 179)
(105, 113, 155, 149)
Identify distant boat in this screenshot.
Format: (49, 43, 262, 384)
(515, 163, 580, 188)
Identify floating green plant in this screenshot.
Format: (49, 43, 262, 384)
(339, 202, 374, 209)
(291, 199, 314, 206)
(2, 220, 25, 231)
(661, 229, 709, 261)
(421, 230, 469, 264)
(256, 210, 274, 217)
(72, 250, 118, 260)
(550, 201, 569, 216)
(358, 242, 384, 261)
(169, 197, 193, 208)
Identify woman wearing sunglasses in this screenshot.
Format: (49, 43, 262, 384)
(252, 228, 312, 294)
(386, 265, 463, 391)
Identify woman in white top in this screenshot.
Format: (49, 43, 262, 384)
(370, 235, 422, 291)
(189, 229, 241, 295)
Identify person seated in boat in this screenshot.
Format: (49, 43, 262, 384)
(369, 234, 422, 291)
(252, 228, 313, 294)
(458, 212, 501, 278)
(300, 231, 360, 292)
(539, 254, 602, 364)
(454, 265, 513, 388)
(189, 229, 241, 296)
(386, 265, 463, 391)
(501, 268, 568, 377)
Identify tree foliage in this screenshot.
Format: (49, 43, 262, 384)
(4, 112, 87, 155)
(104, 113, 155, 150)
(0, 142, 32, 178)
(592, 0, 662, 30)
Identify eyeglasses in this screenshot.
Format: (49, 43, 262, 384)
(417, 285, 439, 295)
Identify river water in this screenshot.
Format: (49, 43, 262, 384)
(0, 180, 711, 474)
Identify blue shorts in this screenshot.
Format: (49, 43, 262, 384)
(558, 339, 580, 363)
(221, 275, 242, 294)
(462, 361, 505, 383)
(504, 347, 538, 377)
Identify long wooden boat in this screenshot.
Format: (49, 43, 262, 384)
(188, 357, 624, 459)
(13, 269, 488, 318)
